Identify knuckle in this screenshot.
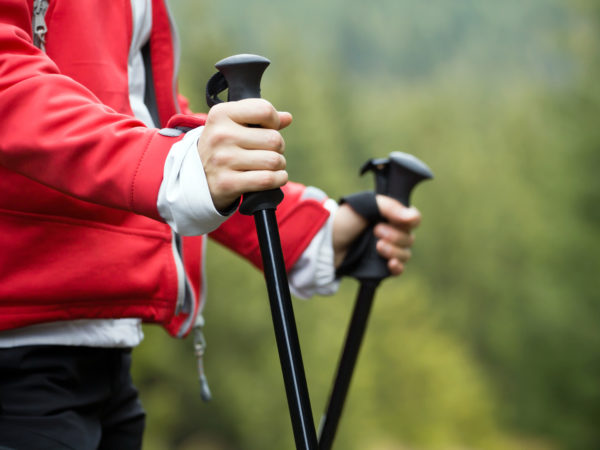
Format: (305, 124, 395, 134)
(258, 172, 276, 190)
(266, 130, 284, 151)
(257, 170, 286, 190)
(207, 126, 231, 147)
(208, 147, 233, 168)
(266, 152, 285, 170)
(214, 172, 235, 195)
(207, 102, 228, 121)
(255, 99, 276, 122)
(279, 154, 287, 170)
(280, 170, 289, 185)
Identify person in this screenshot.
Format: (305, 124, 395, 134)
(0, 1, 422, 448)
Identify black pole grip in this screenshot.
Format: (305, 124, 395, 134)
(339, 152, 433, 282)
(361, 151, 433, 206)
(206, 54, 284, 215)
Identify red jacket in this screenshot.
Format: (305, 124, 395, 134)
(0, 0, 329, 337)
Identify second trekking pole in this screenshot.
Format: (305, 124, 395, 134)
(206, 54, 318, 450)
(318, 152, 433, 450)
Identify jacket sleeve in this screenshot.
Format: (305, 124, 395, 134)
(209, 182, 331, 271)
(0, 0, 181, 220)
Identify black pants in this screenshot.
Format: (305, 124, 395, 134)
(0, 346, 145, 450)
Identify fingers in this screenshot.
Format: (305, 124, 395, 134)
(374, 226, 414, 274)
(238, 128, 286, 153)
(210, 98, 292, 130)
(376, 195, 422, 229)
(387, 258, 406, 276)
(204, 101, 288, 154)
(198, 99, 291, 211)
(376, 240, 412, 276)
(373, 195, 422, 276)
(211, 168, 289, 198)
(229, 169, 289, 194)
(205, 123, 287, 155)
(277, 111, 293, 130)
(374, 222, 415, 247)
(376, 238, 412, 263)
(212, 148, 286, 172)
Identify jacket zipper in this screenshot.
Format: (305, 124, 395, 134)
(32, 0, 49, 51)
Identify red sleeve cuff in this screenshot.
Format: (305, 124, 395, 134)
(130, 130, 184, 220)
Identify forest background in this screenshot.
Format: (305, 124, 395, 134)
(132, 0, 600, 449)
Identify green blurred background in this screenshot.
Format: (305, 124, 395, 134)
(131, 0, 600, 448)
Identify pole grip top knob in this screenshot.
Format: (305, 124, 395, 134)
(209, 54, 270, 104)
(361, 151, 433, 208)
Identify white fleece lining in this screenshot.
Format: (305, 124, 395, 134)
(157, 126, 231, 236)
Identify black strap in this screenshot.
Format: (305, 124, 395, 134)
(339, 191, 383, 224)
(336, 191, 386, 279)
(206, 71, 228, 108)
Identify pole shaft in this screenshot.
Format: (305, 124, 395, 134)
(254, 209, 318, 450)
(318, 281, 379, 450)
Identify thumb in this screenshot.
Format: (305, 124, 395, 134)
(277, 112, 293, 130)
(376, 195, 421, 228)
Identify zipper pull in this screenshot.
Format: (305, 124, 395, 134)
(32, 0, 49, 52)
(193, 315, 212, 402)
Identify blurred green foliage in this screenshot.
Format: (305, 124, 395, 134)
(132, 0, 600, 448)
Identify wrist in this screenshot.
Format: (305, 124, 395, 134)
(332, 203, 368, 268)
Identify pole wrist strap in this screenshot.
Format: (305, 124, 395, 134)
(336, 191, 385, 279)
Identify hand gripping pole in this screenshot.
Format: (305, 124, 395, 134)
(318, 152, 433, 450)
(206, 54, 318, 450)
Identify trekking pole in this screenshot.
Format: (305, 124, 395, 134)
(318, 152, 433, 450)
(206, 54, 318, 450)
